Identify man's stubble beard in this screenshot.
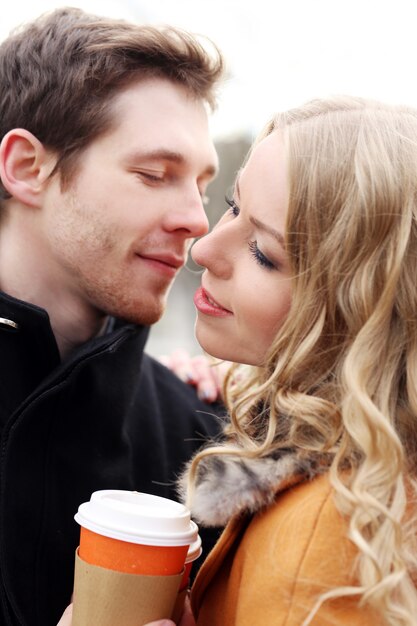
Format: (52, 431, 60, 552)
(81, 270, 172, 327)
(52, 190, 173, 327)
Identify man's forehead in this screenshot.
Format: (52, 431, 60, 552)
(106, 79, 218, 176)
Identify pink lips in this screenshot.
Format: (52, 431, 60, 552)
(193, 287, 232, 317)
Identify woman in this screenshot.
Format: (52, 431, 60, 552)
(156, 96, 417, 626)
(63, 96, 417, 625)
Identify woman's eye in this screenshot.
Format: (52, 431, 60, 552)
(248, 240, 276, 270)
(225, 195, 240, 217)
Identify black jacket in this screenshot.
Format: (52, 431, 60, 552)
(0, 291, 223, 626)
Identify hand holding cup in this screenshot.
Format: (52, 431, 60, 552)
(72, 490, 198, 626)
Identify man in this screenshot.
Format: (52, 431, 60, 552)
(0, 8, 224, 626)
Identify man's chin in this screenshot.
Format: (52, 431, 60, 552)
(117, 302, 166, 327)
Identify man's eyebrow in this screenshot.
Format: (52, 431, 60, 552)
(235, 176, 285, 246)
(126, 149, 218, 177)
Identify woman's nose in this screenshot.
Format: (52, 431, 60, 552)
(191, 226, 233, 278)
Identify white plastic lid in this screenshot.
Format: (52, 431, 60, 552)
(185, 534, 202, 563)
(74, 490, 198, 547)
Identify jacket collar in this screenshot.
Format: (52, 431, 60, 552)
(0, 290, 149, 426)
(180, 446, 326, 527)
(0, 289, 149, 357)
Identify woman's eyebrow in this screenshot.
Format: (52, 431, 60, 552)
(235, 174, 242, 199)
(235, 176, 285, 246)
(249, 216, 285, 246)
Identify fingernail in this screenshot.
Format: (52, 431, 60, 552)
(198, 388, 215, 402)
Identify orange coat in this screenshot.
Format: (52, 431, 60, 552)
(191, 474, 381, 625)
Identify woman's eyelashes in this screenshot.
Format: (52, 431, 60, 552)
(225, 195, 240, 217)
(224, 196, 276, 270)
(248, 241, 276, 270)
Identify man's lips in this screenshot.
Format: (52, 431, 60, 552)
(136, 252, 185, 275)
(193, 286, 233, 317)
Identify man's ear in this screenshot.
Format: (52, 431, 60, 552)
(0, 129, 56, 207)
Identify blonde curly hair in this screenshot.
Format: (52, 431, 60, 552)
(189, 96, 417, 625)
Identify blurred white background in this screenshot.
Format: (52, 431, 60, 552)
(2, 1, 417, 355)
(3, 0, 417, 141)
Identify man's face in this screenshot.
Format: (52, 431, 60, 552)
(40, 78, 218, 325)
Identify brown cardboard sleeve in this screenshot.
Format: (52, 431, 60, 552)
(171, 587, 188, 623)
(72, 550, 183, 626)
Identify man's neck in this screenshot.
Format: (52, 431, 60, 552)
(0, 204, 107, 359)
(51, 308, 108, 359)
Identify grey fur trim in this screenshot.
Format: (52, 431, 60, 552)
(178, 448, 321, 527)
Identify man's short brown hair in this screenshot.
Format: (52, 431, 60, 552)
(0, 7, 224, 199)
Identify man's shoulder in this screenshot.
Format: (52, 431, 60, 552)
(141, 351, 226, 419)
(141, 351, 193, 391)
(142, 351, 201, 396)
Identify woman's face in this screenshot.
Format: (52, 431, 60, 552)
(192, 130, 292, 366)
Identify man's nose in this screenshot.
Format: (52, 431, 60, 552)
(164, 189, 209, 238)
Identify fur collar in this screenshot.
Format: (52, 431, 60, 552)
(178, 447, 325, 527)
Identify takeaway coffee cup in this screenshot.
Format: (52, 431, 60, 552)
(181, 534, 202, 591)
(171, 533, 203, 623)
(72, 490, 198, 626)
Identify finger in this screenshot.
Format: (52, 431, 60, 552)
(191, 356, 221, 402)
(178, 596, 196, 626)
(166, 349, 196, 383)
(57, 604, 73, 626)
(142, 621, 175, 626)
(157, 353, 194, 383)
